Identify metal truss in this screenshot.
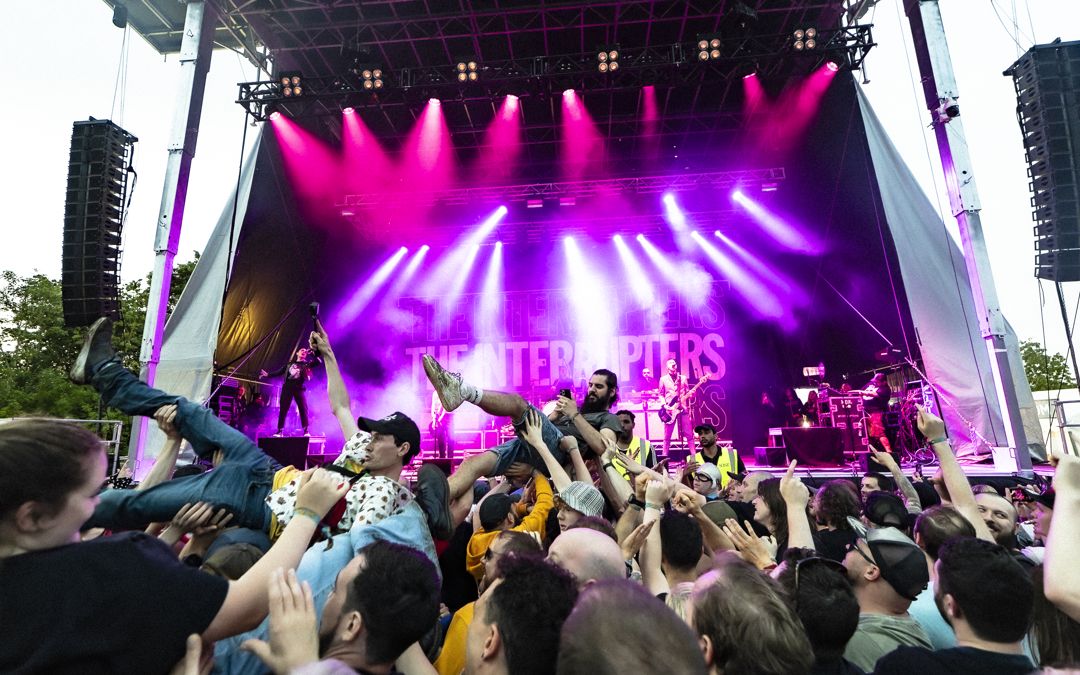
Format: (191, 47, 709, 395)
(338, 168, 785, 208)
(237, 25, 873, 122)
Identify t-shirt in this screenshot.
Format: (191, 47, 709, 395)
(816, 528, 857, 563)
(872, 646, 1034, 675)
(553, 411, 622, 453)
(843, 613, 932, 672)
(0, 532, 229, 674)
(908, 582, 956, 650)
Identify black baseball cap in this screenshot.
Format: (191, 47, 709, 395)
(727, 471, 747, 483)
(478, 494, 515, 531)
(357, 412, 421, 454)
(847, 517, 929, 601)
(864, 491, 909, 529)
(694, 423, 716, 434)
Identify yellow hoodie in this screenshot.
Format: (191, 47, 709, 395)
(465, 473, 553, 582)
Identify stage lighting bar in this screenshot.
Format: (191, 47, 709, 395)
(696, 35, 722, 61)
(279, 72, 303, 97)
(360, 66, 385, 90)
(455, 59, 480, 82)
(793, 27, 818, 51)
(597, 45, 620, 73)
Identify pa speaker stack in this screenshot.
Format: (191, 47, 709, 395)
(61, 118, 137, 327)
(1006, 40, 1080, 281)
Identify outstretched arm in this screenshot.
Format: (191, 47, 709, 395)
(137, 404, 184, 491)
(917, 407, 993, 542)
(778, 460, 815, 551)
(1045, 455, 1080, 621)
(871, 450, 922, 514)
(310, 325, 359, 439)
(522, 410, 574, 492)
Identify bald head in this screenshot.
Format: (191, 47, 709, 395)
(547, 528, 625, 586)
(738, 471, 774, 503)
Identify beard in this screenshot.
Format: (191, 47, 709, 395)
(580, 392, 612, 414)
(617, 429, 632, 443)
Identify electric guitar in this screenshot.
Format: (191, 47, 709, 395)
(658, 374, 713, 424)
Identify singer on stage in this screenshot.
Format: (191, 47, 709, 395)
(260, 346, 321, 436)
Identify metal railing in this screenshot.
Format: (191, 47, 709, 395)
(0, 418, 125, 470)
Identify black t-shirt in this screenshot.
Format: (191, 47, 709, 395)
(553, 411, 622, 454)
(816, 528, 858, 563)
(0, 532, 229, 674)
(872, 646, 1034, 675)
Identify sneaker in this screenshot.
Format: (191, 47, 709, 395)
(422, 354, 465, 412)
(69, 317, 116, 384)
(415, 463, 454, 541)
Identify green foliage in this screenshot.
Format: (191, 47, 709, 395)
(0, 254, 200, 426)
(1020, 339, 1077, 392)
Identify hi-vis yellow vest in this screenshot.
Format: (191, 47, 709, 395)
(693, 447, 739, 488)
(613, 437, 655, 480)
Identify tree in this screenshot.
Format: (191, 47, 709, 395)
(1020, 339, 1077, 392)
(0, 254, 200, 428)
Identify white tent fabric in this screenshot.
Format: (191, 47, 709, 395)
(856, 84, 1042, 459)
(136, 131, 262, 463)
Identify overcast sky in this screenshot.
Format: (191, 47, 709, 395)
(2, 1, 1078, 355)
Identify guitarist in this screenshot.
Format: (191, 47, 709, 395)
(658, 358, 695, 458)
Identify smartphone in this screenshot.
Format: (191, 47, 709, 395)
(559, 388, 573, 399)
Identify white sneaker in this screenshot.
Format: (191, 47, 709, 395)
(423, 354, 465, 412)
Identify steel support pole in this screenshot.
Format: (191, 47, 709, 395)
(903, 0, 1032, 473)
(127, 1, 215, 471)
(1055, 282, 1080, 391)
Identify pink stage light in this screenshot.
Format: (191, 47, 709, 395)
(471, 96, 523, 183)
(636, 235, 711, 308)
(478, 241, 505, 321)
(691, 231, 788, 325)
(613, 234, 656, 306)
(641, 85, 659, 149)
(383, 245, 430, 299)
(332, 246, 409, 329)
(343, 107, 356, 114)
(563, 236, 614, 346)
(561, 88, 606, 180)
(428, 97, 441, 106)
(268, 111, 281, 121)
(563, 89, 575, 97)
(342, 104, 390, 196)
(826, 60, 840, 72)
(269, 113, 342, 211)
(732, 189, 820, 254)
(418, 205, 509, 298)
(713, 229, 797, 297)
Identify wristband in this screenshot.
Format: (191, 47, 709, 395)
(294, 507, 322, 524)
(569, 412, 580, 422)
(628, 496, 645, 509)
(603, 462, 616, 471)
(645, 502, 663, 511)
(928, 437, 948, 445)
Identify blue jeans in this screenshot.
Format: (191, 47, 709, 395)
(489, 404, 566, 476)
(85, 361, 278, 532)
(213, 502, 439, 675)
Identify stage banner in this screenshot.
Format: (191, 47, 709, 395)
(398, 281, 732, 434)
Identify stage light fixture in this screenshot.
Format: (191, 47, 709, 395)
(696, 35, 722, 61)
(359, 67, 384, 91)
(826, 58, 841, 72)
(597, 46, 620, 73)
(456, 59, 480, 82)
(793, 27, 818, 51)
(280, 72, 303, 97)
(343, 107, 356, 115)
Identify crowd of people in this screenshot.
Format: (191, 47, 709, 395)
(1, 316, 1078, 674)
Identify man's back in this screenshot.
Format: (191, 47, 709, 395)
(872, 646, 1034, 675)
(843, 613, 931, 672)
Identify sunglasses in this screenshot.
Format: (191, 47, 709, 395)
(845, 540, 877, 568)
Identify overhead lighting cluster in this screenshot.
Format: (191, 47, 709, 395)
(280, 72, 303, 97)
(793, 27, 817, 50)
(360, 67, 385, 90)
(597, 46, 620, 72)
(697, 35, 722, 61)
(456, 60, 480, 81)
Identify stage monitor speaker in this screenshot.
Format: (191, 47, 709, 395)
(1006, 41, 1080, 281)
(422, 458, 453, 476)
(258, 436, 310, 468)
(61, 118, 137, 327)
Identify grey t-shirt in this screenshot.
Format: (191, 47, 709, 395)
(843, 612, 931, 672)
(553, 411, 621, 453)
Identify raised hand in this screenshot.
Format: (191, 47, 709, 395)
(554, 393, 580, 420)
(620, 519, 656, 561)
(154, 404, 181, 438)
(672, 487, 706, 515)
(521, 408, 546, 448)
(504, 462, 534, 482)
(778, 460, 810, 507)
(722, 518, 778, 570)
(294, 468, 351, 518)
(916, 405, 946, 440)
(241, 569, 319, 674)
(870, 449, 896, 468)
